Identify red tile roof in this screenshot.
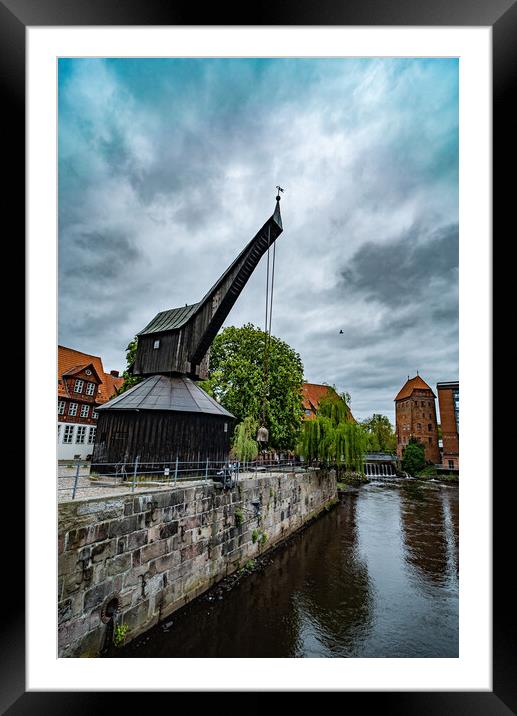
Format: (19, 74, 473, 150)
(395, 374, 436, 401)
(58, 345, 124, 403)
(302, 383, 335, 415)
(302, 383, 355, 422)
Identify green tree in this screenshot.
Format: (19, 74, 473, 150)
(401, 437, 426, 475)
(361, 414, 397, 454)
(116, 337, 143, 395)
(232, 416, 259, 462)
(201, 323, 304, 450)
(298, 391, 367, 472)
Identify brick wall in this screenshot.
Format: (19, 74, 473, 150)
(396, 392, 440, 464)
(437, 386, 459, 469)
(58, 470, 337, 657)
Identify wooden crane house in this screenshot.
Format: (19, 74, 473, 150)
(91, 194, 283, 473)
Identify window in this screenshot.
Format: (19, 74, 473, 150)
(80, 405, 90, 418)
(92, 411, 99, 420)
(428, 424, 432, 431)
(448, 459, 454, 469)
(76, 426, 87, 444)
(63, 425, 74, 443)
(58, 425, 61, 438)
(68, 402, 78, 416)
(58, 400, 65, 415)
(305, 409, 312, 416)
(153, 339, 160, 349)
(453, 390, 459, 431)
(429, 437, 432, 444)
(417, 423, 422, 431)
(88, 427, 97, 444)
(74, 379, 84, 393)
(86, 382, 95, 396)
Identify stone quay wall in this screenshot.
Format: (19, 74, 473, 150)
(58, 469, 337, 657)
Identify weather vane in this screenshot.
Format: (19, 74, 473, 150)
(276, 185, 285, 200)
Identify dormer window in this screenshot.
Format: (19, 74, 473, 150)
(153, 339, 160, 349)
(74, 379, 84, 393)
(86, 382, 95, 396)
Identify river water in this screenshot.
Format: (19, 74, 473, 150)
(113, 479, 459, 658)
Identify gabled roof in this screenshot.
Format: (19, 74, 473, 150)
(62, 362, 103, 383)
(138, 303, 199, 336)
(301, 383, 356, 422)
(58, 346, 124, 403)
(395, 374, 436, 401)
(302, 383, 336, 414)
(97, 374, 235, 417)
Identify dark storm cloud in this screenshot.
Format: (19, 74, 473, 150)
(341, 223, 458, 308)
(67, 230, 142, 280)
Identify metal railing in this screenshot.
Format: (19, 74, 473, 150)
(58, 456, 307, 500)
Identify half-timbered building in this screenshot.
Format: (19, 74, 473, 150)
(57, 345, 123, 460)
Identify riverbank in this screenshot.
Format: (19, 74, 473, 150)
(58, 468, 337, 657)
(112, 481, 458, 658)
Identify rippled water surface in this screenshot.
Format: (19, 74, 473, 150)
(114, 481, 459, 658)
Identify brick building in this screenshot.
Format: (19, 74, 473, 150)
(395, 374, 440, 464)
(301, 383, 355, 421)
(437, 381, 459, 470)
(57, 346, 124, 460)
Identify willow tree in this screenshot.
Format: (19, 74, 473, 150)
(232, 416, 259, 462)
(299, 392, 367, 472)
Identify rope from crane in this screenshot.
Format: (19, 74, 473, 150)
(259, 192, 280, 441)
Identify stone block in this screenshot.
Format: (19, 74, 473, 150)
(91, 538, 117, 563)
(58, 551, 83, 577)
(58, 614, 90, 649)
(140, 539, 169, 564)
(185, 515, 201, 530)
(128, 529, 148, 550)
(149, 551, 179, 575)
(83, 580, 111, 612)
(147, 525, 162, 543)
(121, 598, 151, 632)
(62, 571, 84, 597)
(74, 625, 105, 658)
(123, 563, 150, 589)
(169, 489, 185, 507)
(158, 521, 178, 540)
(110, 514, 144, 538)
(106, 553, 132, 576)
(76, 498, 124, 518)
(161, 506, 173, 523)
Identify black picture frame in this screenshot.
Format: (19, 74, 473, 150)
(6, 0, 511, 712)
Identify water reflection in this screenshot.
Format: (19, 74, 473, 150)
(112, 482, 458, 658)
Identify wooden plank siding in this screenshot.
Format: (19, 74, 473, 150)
(91, 410, 234, 473)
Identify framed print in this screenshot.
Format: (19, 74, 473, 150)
(4, 0, 512, 711)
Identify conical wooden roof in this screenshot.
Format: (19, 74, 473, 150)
(97, 374, 234, 417)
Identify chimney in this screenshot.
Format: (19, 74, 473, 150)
(110, 370, 119, 377)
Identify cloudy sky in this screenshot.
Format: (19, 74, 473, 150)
(58, 57, 458, 423)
